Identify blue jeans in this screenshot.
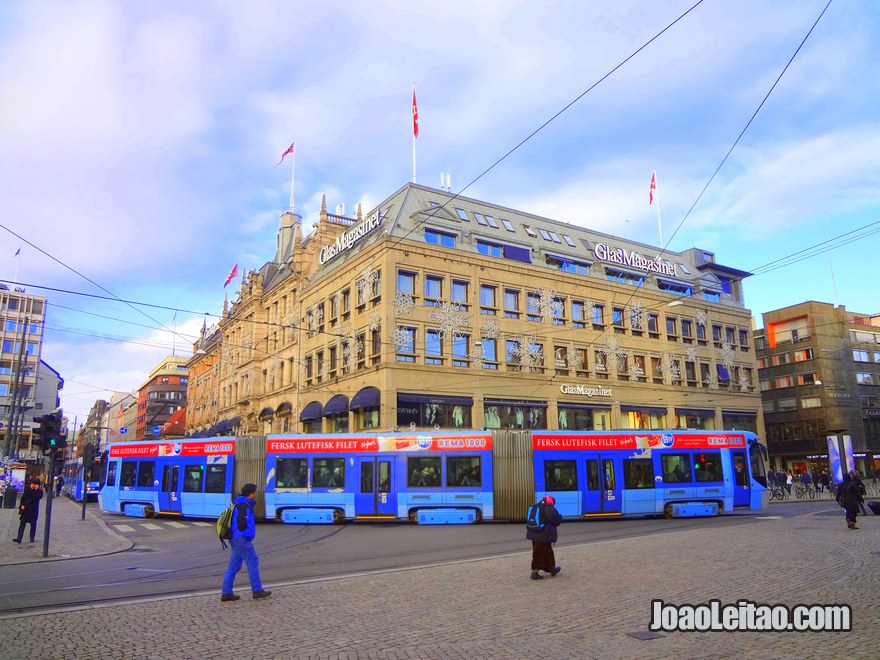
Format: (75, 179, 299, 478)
(222, 536, 263, 594)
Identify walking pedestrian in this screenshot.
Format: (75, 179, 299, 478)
(526, 494, 563, 580)
(220, 483, 271, 601)
(850, 471, 869, 516)
(55, 475, 64, 497)
(836, 473, 864, 530)
(13, 480, 43, 543)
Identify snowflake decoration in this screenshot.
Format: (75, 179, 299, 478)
(306, 309, 315, 333)
(717, 340, 737, 370)
(598, 336, 627, 371)
(390, 325, 411, 353)
(470, 343, 485, 368)
(392, 291, 415, 315)
(628, 362, 644, 382)
(686, 346, 698, 363)
(586, 300, 600, 325)
(627, 299, 646, 330)
(369, 310, 382, 332)
(315, 304, 325, 325)
(318, 360, 329, 382)
(284, 311, 301, 330)
(331, 291, 342, 310)
(509, 334, 543, 372)
(656, 353, 680, 384)
(704, 372, 719, 390)
(429, 301, 470, 341)
(480, 317, 500, 340)
(357, 265, 379, 300)
(568, 351, 584, 371)
(738, 373, 751, 393)
(342, 335, 361, 372)
(536, 287, 563, 323)
(695, 309, 708, 327)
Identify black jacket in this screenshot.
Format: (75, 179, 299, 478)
(19, 486, 43, 523)
(836, 481, 864, 509)
(526, 503, 563, 543)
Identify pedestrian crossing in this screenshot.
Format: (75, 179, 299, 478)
(108, 519, 213, 534)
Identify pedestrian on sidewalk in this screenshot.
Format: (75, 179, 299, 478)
(55, 475, 64, 497)
(527, 494, 563, 580)
(13, 480, 43, 544)
(220, 483, 271, 601)
(836, 473, 864, 530)
(850, 471, 869, 516)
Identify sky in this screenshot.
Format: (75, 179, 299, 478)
(0, 0, 878, 424)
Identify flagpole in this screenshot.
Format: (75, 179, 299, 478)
(13, 250, 20, 285)
(412, 83, 417, 184)
(653, 170, 664, 249)
(289, 146, 296, 212)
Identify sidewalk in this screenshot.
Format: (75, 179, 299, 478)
(1, 503, 877, 659)
(0, 494, 131, 564)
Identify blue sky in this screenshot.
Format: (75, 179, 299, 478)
(0, 0, 877, 424)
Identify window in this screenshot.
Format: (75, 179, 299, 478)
(681, 319, 693, 339)
(480, 285, 497, 314)
(205, 465, 227, 493)
(612, 307, 625, 328)
(592, 304, 604, 327)
(572, 301, 586, 328)
(455, 208, 469, 221)
(563, 234, 576, 247)
(606, 269, 644, 286)
(313, 458, 346, 488)
(396, 327, 416, 362)
(276, 458, 308, 488)
(712, 324, 722, 344)
(451, 280, 468, 305)
(476, 240, 503, 257)
(425, 229, 455, 247)
(425, 275, 443, 306)
(797, 373, 817, 385)
(500, 218, 515, 232)
(106, 462, 117, 487)
(137, 461, 156, 488)
(447, 456, 481, 487)
(801, 397, 821, 409)
(522, 225, 538, 237)
(120, 462, 137, 488)
(694, 453, 723, 482)
(548, 231, 561, 243)
(853, 350, 870, 362)
(696, 323, 707, 342)
(647, 314, 659, 334)
(426, 330, 443, 365)
(661, 454, 692, 483)
(408, 456, 441, 487)
(544, 460, 577, 490)
(473, 212, 488, 226)
(183, 465, 203, 492)
(739, 329, 749, 347)
(452, 334, 469, 367)
(775, 376, 793, 388)
(527, 292, 541, 322)
(546, 254, 591, 275)
(504, 289, 520, 319)
(666, 317, 677, 337)
(772, 353, 791, 366)
(623, 459, 654, 489)
(538, 228, 552, 241)
(778, 398, 797, 411)
(480, 338, 498, 369)
(397, 271, 416, 295)
(484, 214, 499, 228)
(856, 372, 875, 385)
(703, 291, 721, 303)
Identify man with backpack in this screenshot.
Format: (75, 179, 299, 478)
(220, 483, 271, 601)
(526, 494, 563, 580)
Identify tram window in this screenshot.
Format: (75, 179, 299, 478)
(408, 456, 441, 487)
(623, 458, 654, 489)
(137, 461, 156, 488)
(602, 460, 615, 490)
(732, 452, 748, 487)
(205, 465, 227, 493)
(120, 462, 137, 488)
(544, 460, 577, 491)
(661, 454, 692, 483)
(313, 458, 345, 488)
(585, 460, 599, 491)
(694, 452, 723, 482)
(276, 458, 308, 488)
(106, 462, 117, 487)
(360, 462, 374, 493)
(378, 462, 391, 493)
(183, 465, 204, 492)
(447, 456, 481, 487)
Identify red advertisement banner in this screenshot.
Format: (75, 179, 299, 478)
(109, 440, 235, 458)
(267, 433, 493, 454)
(532, 432, 747, 451)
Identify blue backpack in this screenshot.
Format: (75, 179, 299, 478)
(526, 503, 546, 531)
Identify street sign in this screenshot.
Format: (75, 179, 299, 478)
(119, 427, 127, 435)
(152, 426, 161, 435)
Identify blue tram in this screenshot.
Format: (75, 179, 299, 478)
(61, 455, 105, 502)
(97, 429, 766, 522)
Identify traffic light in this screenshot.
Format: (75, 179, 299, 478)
(33, 411, 63, 452)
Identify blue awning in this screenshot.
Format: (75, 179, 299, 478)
(716, 364, 731, 382)
(484, 399, 547, 409)
(351, 386, 380, 409)
(398, 393, 473, 406)
(620, 405, 668, 415)
(275, 401, 292, 416)
(722, 410, 757, 417)
(657, 277, 692, 289)
(258, 407, 275, 420)
(675, 408, 714, 417)
(323, 394, 349, 417)
(502, 244, 532, 264)
(299, 401, 323, 422)
(547, 253, 591, 267)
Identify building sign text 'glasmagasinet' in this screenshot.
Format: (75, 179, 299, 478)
(593, 243, 677, 277)
(560, 384, 613, 397)
(319, 211, 384, 264)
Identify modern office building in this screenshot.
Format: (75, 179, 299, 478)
(136, 356, 188, 440)
(754, 301, 880, 476)
(187, 183, 762, 438)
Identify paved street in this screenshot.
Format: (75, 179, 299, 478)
(0, 497, 877, 659)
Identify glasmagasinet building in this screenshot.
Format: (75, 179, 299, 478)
(185, 183, 762, 438)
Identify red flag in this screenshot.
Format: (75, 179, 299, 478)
(223, 264, 239, 288)
(276, 141, 295, 167)
(412, 88, 419, 138)
(649, 172, 656, 205)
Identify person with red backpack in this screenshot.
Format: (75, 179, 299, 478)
(526, 495, 563, 580)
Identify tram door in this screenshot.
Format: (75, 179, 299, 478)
(159, 463, 182, 514)
(354, 457, 395, 517)
(583, 455, 622, 515)
(731, 450, 750, 508)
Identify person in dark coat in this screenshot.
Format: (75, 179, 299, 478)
(220, 483, 271, 601)
(14, 480, 43, 543)
(836, 473, 864, 530)
(526, 494, 563, 580)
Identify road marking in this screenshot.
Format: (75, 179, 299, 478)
(140, 523, 162, 530)
(755, 516, 783, 520)
(191, 521, 212, 526)
(112, 524, 136, 532)
(164, 521, 187, 528)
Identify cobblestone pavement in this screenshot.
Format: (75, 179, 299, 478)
(0, 501, 877, 659)
(0, 494, 132, 564)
